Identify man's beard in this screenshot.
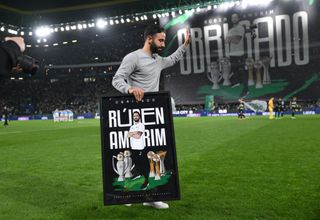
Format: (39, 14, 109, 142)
(134, 118, 140, 123)
(150, 42, 164, 54)
(232, 20, 239, 25)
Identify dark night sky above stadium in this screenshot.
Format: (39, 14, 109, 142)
(0, 0, 205, 25)
(0, 0, 204, 12)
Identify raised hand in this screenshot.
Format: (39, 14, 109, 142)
(183, 28, 191, 47)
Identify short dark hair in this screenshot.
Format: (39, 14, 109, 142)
(133, 111, 141, 117)
(144, 24, 165, 40)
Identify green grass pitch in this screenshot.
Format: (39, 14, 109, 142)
(0, 115, 320, 220)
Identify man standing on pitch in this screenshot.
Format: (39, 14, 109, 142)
(268, 97, 274, 120)
(238, 99, 245, 119)
(112, 24, 190, 209)
(290, 97, 298, 119)
(3, 106, 9, 127)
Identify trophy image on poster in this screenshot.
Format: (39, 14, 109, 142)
(124, 150, 135, 178)
(262, 56, 272, 84)
(153, 154, 161, 180)
(147, 151, 156, 178)
(112, 151, 135, 181)
(112, 153, 125, 182)
(147, 151, 167, 180)
(207, 61, 221, 90)
(245, 57, 255, 86)
(254, 60, 263, 89)
(158, 151, 167, 175)
(220, 57, 232, 86)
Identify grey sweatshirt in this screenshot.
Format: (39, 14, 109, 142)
(112, 45, 186, 94)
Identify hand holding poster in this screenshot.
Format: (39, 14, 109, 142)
(100, 92, 180, 205)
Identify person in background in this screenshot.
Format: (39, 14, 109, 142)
(268, 97, 274, 119)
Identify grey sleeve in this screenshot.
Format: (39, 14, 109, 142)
(161, 45, 186, 69)
(112, 52, 138, 94)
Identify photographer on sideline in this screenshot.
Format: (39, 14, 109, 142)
(0, 36, 26, 76)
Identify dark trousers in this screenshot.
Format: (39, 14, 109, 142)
(4, 118, 8, 126)
(230, 56, 248, 94)
(238, 110, 245, 118)
(130, 149, 150, 178)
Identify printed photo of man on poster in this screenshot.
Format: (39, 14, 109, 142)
(100, 93, 180, 206)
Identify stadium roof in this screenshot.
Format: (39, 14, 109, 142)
(0, 0, 212, 26)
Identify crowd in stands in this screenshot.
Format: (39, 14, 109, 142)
(0, 75, 119, 116)
(29, 27, 144, 67)
(1, 73, 320, 116)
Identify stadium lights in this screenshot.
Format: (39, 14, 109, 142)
(37, 39, 41, 43)
(0, 0, 268, 37)
(35, 26, 51, 37)
(29, 31, 33, 36)
(248, 0, 268, 5)
(62, 41, 68, 44)
(44, 44, 49, 47)
(20, 31, 24, 36)
(53, 43, 58, 46)
(72, 40, 77, 43)
(241, 0, 273, 8)
(43, 38, 47, 42)
(26, 44, 31, 48)
(8, 29, 18, 35)
(96, 19, 107, 28)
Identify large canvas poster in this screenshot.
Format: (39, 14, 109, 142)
(160, 0, 320, 104)
(100, 92, 180, 205)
